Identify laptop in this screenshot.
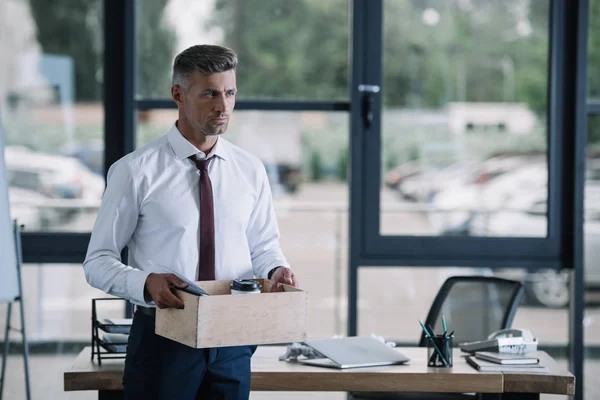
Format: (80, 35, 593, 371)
(297, 336, 410, 369)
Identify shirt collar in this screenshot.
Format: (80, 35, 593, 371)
(167, 122, 228, 161)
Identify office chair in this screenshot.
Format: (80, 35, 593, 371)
(350, 275, 525, 400)
(417, 275, 525, 347)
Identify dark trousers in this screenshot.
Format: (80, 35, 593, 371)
(123, 310, 256, 400)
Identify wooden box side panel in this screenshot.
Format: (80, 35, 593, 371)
(195, 291, 308, 348)
(260, 279, 303, 293)
(155, 291, 199, 348)
(196, 280, 232, 295)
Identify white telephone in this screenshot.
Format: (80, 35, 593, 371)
(460, 328, 538, 354)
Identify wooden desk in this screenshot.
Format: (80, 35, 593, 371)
(64, 346, 574, 400)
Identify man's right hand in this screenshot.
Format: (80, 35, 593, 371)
(144, 273, 188, 309)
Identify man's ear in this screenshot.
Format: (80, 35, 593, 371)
(171, 85, 184, 107)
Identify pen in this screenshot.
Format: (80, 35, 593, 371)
(419, 320, 449, 367)
(442, 315, 447, 337)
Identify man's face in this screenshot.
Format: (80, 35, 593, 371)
(174, 69, 236, 136)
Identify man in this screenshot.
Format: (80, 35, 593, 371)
(84, 44, 298, 400)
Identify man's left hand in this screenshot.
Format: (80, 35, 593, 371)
(269, 267, 299, 292)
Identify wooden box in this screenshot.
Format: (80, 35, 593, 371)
(155, 279, 308, 348)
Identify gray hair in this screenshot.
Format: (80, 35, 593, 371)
(172, 44, 238, 90)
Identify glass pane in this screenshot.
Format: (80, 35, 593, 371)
(0, 264, 112, 342)
(586, 116, 600, 400)
(138, 110, 349, 338)
(1, 0, 104, 232)
(380, 0, 550, 237)
(587, 117, 600, 290)
(135, 0, 349, 101)
(0, 263, 118, 399)
(590, 0, 600, 100)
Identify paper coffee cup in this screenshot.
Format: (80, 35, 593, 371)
(230, 279, 262, 295)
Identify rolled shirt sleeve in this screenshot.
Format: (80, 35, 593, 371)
(247, 165, 291, 279)
(83, 159, 153, 306)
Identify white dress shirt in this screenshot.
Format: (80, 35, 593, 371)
(83, 123, 290, 306)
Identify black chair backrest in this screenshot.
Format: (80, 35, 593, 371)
(418, 276, 524, 347)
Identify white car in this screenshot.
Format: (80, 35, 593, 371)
(5, 146, 105, 225)
(428, 160, 547, 235)
(5, 146, 104, 200)
(402, 154, 538, 204)
(398, 160, 476, 202)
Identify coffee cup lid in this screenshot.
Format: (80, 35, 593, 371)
(230, 279, 262, 292)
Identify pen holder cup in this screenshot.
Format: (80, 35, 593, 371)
(426, 335, 453, 368)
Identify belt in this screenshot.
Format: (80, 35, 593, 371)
(136, 306, 156, 317)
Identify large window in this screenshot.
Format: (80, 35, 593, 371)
(1, 0, 104, 233)
(379, 1, 550, 238)
(0, 264, 111, 341)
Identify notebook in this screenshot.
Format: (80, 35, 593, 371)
(466, 356, 548, 373)
(475, 351, 539, 365)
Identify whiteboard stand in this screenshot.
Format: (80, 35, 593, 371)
(0, 221, 31, 400)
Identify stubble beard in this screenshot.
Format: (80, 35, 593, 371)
(195, 120, 227, 137)
(206, 119, 229, 137)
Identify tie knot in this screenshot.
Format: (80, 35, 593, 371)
(190, 156, 212, 171)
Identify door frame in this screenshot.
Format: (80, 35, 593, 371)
(348, 2, 586, 399)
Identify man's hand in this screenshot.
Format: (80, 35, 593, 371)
(269, 267, 299, 292)
(144, 273, 188, 309)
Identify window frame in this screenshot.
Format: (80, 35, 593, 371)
(350, 0, 567, 267)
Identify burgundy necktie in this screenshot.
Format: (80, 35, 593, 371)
(190, 156, 215, 281)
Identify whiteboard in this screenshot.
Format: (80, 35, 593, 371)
(0, 111, 19, 302)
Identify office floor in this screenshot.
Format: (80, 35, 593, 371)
(0, 353, 586, 400)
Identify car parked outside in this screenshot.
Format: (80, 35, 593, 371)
(5, 146, 105, 225)
(428, 156, 600, 308)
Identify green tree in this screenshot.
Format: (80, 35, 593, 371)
(589, 117, 600, 145)
(589, 0, 600, 106)
(212, 0, 552, 113)
(212, 0, 348, 100)
(29, 0, 176, 101)
(337, 147, 348, 182)
(30, 0, 102, 101)
(136, 0, 177, 98)
(310, 150, 323, 182)
(207, 0, 560, 177)
(586, 0, 600, 144)
(383, 0, 550, 111)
